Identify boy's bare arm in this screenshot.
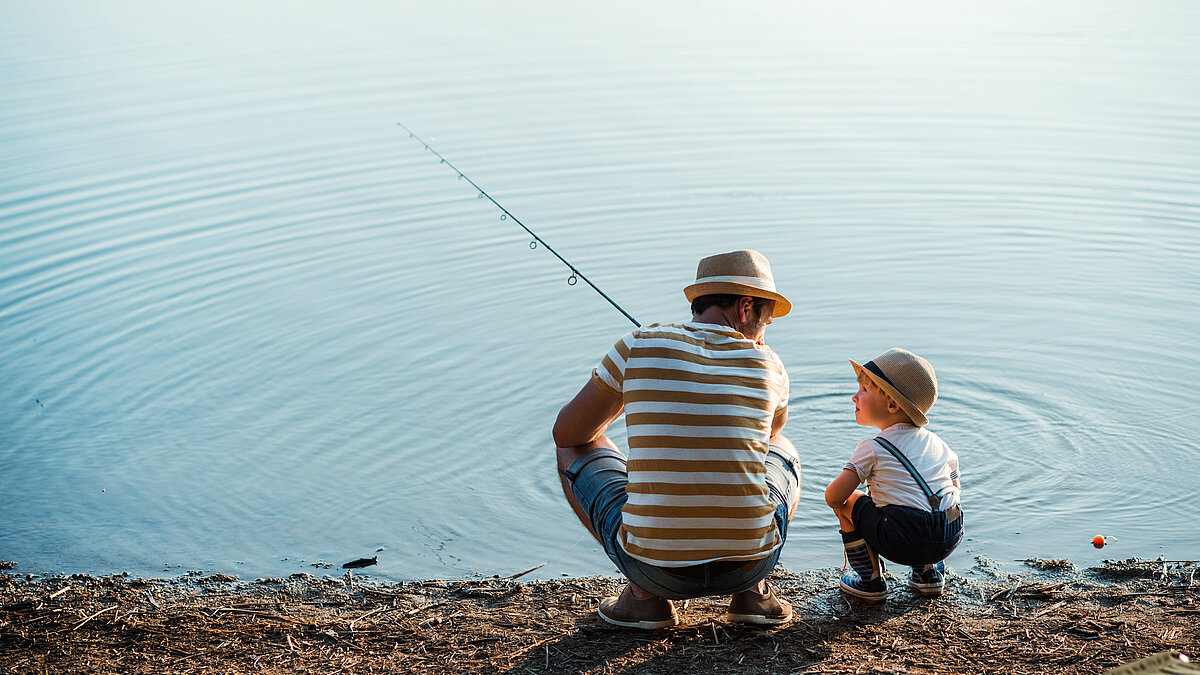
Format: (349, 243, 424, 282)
(552, 379, 624, 448)
(824, 469, 861, 509)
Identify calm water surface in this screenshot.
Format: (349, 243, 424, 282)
(2, 1, 1198, 582)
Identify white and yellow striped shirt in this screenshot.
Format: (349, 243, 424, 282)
(591, 322, 790, 567)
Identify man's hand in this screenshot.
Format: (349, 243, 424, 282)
(553, 379, 624, 448)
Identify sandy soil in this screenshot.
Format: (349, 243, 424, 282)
(1, 558, 1196, 673)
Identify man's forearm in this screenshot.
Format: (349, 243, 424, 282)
(552, 379, 624, 448)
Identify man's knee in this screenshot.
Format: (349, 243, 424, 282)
(556, 437, 618, 475)
(556, 446, 579, 475)
(769, 434, 798, 462)
(767, 436, 801, 517)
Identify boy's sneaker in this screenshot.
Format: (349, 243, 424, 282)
(839, 570, 888, 602)
(597, 585, 678, 629)
(908, 563, 946, 596)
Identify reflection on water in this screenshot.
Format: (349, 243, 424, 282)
(1, 0, 1198, 582)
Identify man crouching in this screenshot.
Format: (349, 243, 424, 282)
(553, 250, 801, 629)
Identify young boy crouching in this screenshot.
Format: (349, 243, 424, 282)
(824, 348, 963, 600)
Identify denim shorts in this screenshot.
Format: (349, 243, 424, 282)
(563, 444, 800, 600)
(851, 495, 963, 567)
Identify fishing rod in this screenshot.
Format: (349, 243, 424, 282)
(397, 122, 641, 328)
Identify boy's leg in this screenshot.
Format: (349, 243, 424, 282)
(908, 562, 946, 596)
(905, 507, 960, 596)
(838, 495, 888, 602)
(830, 489, 862, 532)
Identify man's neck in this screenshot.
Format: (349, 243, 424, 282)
(692, 306, 738, 329)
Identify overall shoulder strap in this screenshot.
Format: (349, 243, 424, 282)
(874, 436, 942, 511)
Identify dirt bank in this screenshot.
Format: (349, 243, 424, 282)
(1, 558, 1196, 673)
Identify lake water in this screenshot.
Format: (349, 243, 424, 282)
(2, 0, 1198, 583)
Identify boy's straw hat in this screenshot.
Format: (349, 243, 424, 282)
(683, 249, 792, 317)
(850, 348, 938, 427)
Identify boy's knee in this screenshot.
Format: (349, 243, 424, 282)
(829, 491, 862, 517)
(831, 502, 853, 521)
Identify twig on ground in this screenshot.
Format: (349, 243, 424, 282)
(406, 600, 447, 616)
(71, 604, 118, 631)
(348, 605, 390, 631)
(213, 607, 293, 622)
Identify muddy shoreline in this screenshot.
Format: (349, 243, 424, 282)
(1, 558, 1196, 673)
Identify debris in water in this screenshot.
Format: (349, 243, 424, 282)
(1020, 558, 1075, 571)
(342, 556, 378, 569)
(505, 562, 548, 580)
(1093, 534, 1117, 549)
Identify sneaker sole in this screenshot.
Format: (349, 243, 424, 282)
(839, 579, 888, 602)
(597, 604, 678, 630)
(726, 610, 793, 625)
(907, 579, 945, 596)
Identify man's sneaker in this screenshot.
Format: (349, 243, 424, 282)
(597, 585, 678, 629)
(726, 581, 792, 625)
(908, 563, 946, 596)
(839, 570, 888, 602)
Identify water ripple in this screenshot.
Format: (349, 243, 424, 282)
(2, 0, 1199, 581)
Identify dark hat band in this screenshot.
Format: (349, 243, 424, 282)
(862, 360, 898, 391)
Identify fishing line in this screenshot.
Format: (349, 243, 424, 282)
(397, 122, 641, 328)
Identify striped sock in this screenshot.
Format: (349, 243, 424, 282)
(840, 530, 880, 581)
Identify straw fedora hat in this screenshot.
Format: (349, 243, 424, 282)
(850, 348, 938, 427)
(683, 249, 792, 317)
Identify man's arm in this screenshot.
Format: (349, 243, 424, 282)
(552, 379, 623, 448)
(770, 407, 787, 440)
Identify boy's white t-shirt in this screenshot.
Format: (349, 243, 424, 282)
(845, 423, 961, 511)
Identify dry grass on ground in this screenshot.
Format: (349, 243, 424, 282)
(1, 559, 1197, 673)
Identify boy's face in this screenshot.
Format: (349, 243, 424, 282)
(852, 380, 893, 429)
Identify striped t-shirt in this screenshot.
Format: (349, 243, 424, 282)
(591, 322, 790, 567)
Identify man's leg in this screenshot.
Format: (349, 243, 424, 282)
(557, 437, 676, 628)
(769, 434, 802, 521)
(556, 436, 620, 544)
(727, 436, 800, 625)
